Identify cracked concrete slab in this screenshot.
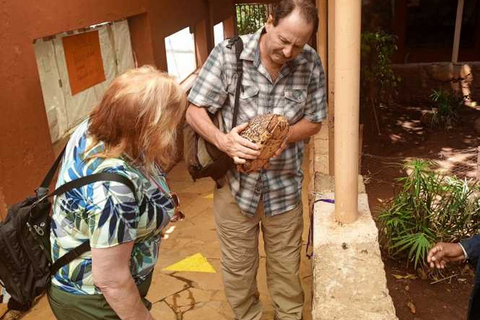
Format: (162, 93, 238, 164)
(150, 301, 177, 320)
(20, 295, 54, 320)
(312, 192, 397, 320)
(146, 272, 192, 303)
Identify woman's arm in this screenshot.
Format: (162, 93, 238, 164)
(92, 242, 155, 320)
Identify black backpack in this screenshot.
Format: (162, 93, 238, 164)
(0, 147, 138, 311)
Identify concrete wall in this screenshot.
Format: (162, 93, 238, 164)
(0, 0, 235, 216)
(308, 133, 398, 320)
(392, 62, 480, 104)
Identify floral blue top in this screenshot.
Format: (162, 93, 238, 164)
(50, 120, 174, 294)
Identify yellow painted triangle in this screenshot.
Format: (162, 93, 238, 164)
(203, 193, 213, 199)
(163, 253, 216, 273)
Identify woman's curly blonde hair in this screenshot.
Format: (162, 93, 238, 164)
(87, 65, 187, 171)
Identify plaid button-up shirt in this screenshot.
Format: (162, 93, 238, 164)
(188, 27, 327, 217)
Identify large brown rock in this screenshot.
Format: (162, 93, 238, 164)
(237, 114, 289, 173)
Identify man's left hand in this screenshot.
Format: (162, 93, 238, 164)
(272, 133, 290, 159)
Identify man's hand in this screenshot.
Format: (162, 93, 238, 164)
(217, 122, 261, 164)
(427, 242, 465, 269)
(272, 132, 290, 159)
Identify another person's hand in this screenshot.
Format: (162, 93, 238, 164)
(218, 122, 261, 165)
(427, 242, 465, 269)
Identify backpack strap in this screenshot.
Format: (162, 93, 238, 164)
(47, 172, 142, 276)
(226, 36, 244, 128)
(50, 240, 91, 276)
(38, 145, 67, 194)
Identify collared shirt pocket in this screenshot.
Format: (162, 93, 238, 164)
(226, 83, 260, 128)
(283, 88, 307, 122)
(285, 89, 307, 103)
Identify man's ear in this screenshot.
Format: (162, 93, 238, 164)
(265, 14, 274, 33)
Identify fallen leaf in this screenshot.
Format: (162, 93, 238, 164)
(407, 301, 416, 314)
(393, 273, 417, 280)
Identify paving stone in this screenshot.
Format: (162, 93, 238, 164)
(183, 301, 232, 320)
(164, 287, 217, 314)
(0, 303, 9, 318)
(150, 301, 177, 320)
(161, 259, 224, 292)
(147, 271, 191, 303)
(21, 295, 55, 320)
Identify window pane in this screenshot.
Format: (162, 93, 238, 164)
(165, 27, 196, 82)
(214, 22, 224, 46)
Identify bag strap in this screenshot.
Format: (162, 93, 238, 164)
(48, 172, 141, 276)
(226, 36, 244, 128)
(50, 240, 91, 276)
(40, 145, 67, 189)
(47, 172, 138, 203)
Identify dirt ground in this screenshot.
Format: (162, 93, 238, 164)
(361, 101, 480, 320)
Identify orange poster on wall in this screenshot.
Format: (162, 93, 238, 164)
(62, 30, 106, 95)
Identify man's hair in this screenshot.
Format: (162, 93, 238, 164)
(272, 0, 319, 33)
(87, 65, 187, 171)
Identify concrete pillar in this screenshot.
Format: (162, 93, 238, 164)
(327, 0, 335, 176)
(334, 0, 361, 223)
(452, 0, 465, 63)
(316, 0, 327, 72)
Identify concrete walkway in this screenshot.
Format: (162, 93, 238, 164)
(19, 161, 313, 320)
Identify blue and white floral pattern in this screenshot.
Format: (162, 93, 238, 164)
(50, 120, 175, 294)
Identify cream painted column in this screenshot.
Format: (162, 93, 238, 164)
(334, 0, 361, 223)
(452, 0, 465, 63)
(316, 0, 327, 71)
(327, 0, 335, 176)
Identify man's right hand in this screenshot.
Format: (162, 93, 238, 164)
(216, 122, 261, 165)
(427, 242, 466, 269)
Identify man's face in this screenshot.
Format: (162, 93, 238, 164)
(263, 10, 314, 66)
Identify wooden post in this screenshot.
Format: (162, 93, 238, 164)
(477, 146, 480, 180)
(327, 0, 335, 176)
(452, 0, 465, 63)
(316, 0, 327, 73)
(334, 0, 361, 223)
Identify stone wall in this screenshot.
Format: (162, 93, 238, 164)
(392, 62, 480, 104)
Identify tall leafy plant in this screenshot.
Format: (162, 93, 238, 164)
(361, 32, 400, 134)
(379, 159, 480, 269)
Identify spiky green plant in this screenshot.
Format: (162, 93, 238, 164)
(379, 159, 480, 269)
(429, 89, 463, 129)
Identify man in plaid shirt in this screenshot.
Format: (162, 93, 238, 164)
(186, 0, 326, 319)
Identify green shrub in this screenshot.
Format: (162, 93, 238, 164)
(360, 31, 400, 134)
(361, 32, 400, 105)
(428, 89, 463, 129)
(379, 159, 480, 269)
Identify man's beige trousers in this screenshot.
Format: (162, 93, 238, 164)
(214, 185, 304, 320)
